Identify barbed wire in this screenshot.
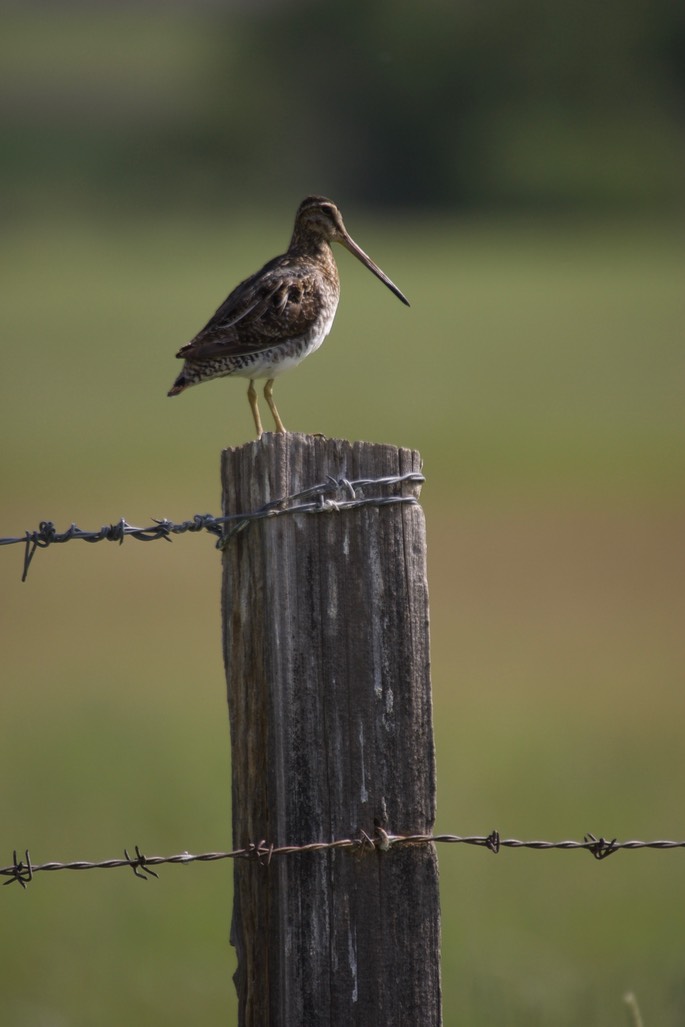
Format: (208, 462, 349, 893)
(3, 829, 684, 888)
(0, 471, 425, 581)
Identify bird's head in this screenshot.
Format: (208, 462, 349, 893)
(292, 196, 410, 306)
(293, 196, 349, 244)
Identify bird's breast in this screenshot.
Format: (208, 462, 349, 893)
(253, 297, 339, 378)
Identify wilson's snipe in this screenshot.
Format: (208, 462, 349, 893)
(167, 195, 409, 436)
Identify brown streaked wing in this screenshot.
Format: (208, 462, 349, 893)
(175, 264, 322, 362)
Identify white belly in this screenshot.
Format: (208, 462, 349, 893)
(246, 302, 338, 379)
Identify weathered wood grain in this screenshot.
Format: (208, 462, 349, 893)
(221, 433, 441, 1026)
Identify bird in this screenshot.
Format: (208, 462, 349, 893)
(167, 195, 409, 436)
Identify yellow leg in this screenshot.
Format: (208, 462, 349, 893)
(247, 380, 264, 437)
(264, 379, 286, 434)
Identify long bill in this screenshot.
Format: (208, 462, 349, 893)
(339, 234, 410, 307)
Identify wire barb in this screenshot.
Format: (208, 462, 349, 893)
(2, 850, 33, 889)
(584, 833, 620, 860)
(124, 846, 160, 881)
(486, 830, 501, 854)
(0, 472, 426, 579)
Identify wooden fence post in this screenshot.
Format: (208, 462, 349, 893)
(221, 433, 441, 1026)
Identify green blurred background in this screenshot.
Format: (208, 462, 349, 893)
(1, 2, 683, 1024)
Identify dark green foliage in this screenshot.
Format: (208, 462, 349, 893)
(2, 1, 683, 214)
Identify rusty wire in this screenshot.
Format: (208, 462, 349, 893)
(3, 830, 685, 888)
(0, 471, 425, 581)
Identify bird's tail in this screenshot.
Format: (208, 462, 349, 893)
(167, 374, 188, 397)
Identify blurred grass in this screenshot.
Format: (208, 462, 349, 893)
(1, 211, 684, 1025)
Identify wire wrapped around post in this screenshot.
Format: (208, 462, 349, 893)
(0, 471, 425, 581)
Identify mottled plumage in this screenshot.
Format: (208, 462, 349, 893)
(167, 196, 409, 436)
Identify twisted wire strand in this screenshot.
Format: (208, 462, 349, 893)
(0, 471, 425, 581)
(3, 831, 683, 887)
